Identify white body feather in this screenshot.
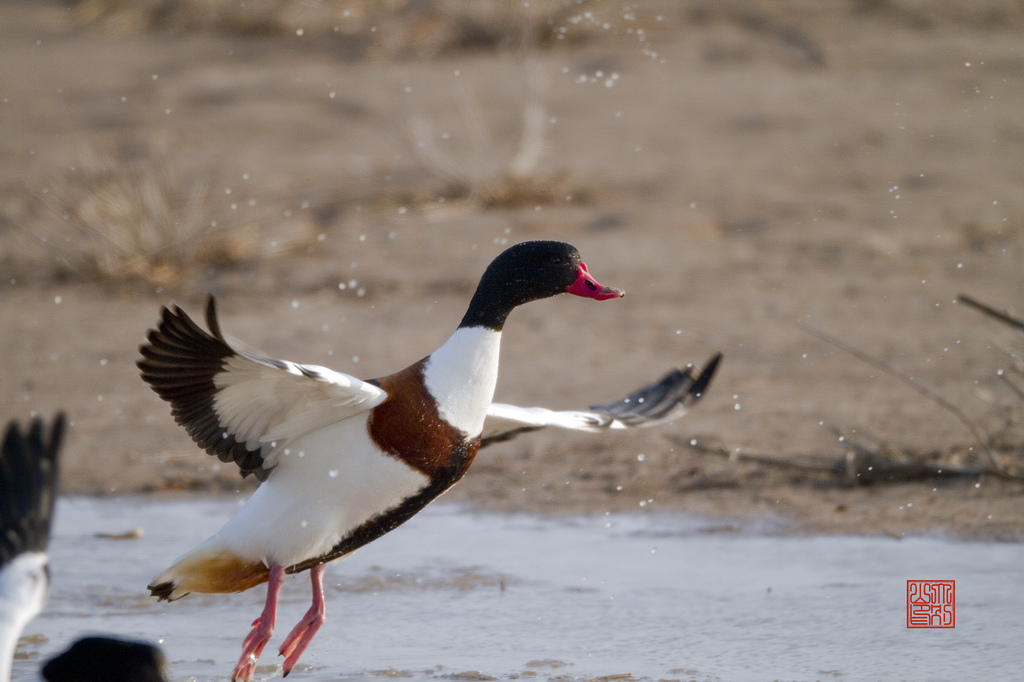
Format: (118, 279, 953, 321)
(174, 418, 429, 570)
(212, 355, 387, 469)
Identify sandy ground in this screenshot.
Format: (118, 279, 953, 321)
(1, 1, 1023, 540)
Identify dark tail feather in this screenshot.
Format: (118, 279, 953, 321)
(148, 580, 178, 601)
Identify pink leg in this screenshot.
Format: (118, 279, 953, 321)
(278, 563, 327, 677)
(231, 565, 286, 682)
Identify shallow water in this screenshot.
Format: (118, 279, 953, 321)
(10, 498, 1023, 681)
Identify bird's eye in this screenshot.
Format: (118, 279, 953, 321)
(551, 256, 564, 265)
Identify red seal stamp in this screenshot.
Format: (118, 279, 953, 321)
(907, 580, 955, 628)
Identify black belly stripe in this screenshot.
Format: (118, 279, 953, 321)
(284, 439, 477, 575)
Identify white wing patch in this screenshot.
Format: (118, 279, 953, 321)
(139, 297, 391, 480)
(481, 403, 615, 444)
(212, 353, 388, 467)
(479, 355, 722, 447)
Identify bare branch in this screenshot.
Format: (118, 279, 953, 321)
(668, 435, 1023, 485)
(957, 293, 1024, 333)
(796, 321, 1005, 473)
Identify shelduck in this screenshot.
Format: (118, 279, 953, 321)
(0, 415, 64, 682)
(138, 240, 721, 681)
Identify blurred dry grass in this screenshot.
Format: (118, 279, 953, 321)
(404, 60, 579, 213)
(8, 0, 629, 286)
(6, 0, 1022, 288)
(4, 146, 314, 288)
(67, 0, 1024, 46)
(68, 0, 615, 55)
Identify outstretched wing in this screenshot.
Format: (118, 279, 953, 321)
(0, 414, 64, 566)
(137, 296, 387, 480)
(481, 353, 721, 447)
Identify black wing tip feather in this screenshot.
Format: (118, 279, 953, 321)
(1, 413, 65, 565)
(204, 294, 224, 342)
(589, 353, 722, 425)
(690, 352, 722, 402)
(137, 296, 268, 479)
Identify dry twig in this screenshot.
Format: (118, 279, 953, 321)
(957, 292, 1024, 413)
(668, 434, 1023, 486)
(668, 315, 1024, 488)
(797, 321, 1005, 474)
(957, 293, 1024, 333)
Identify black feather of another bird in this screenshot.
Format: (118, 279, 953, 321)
(42, 637, 169, 682)
(0, 414, 64, 566)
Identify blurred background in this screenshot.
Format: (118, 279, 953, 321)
(1, 0, 1023, 537)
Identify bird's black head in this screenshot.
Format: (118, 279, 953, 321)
(42, 636, 169, 682)
(459, 241, 623, 330)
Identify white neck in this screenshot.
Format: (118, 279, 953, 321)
(422, 326, 502, 437)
